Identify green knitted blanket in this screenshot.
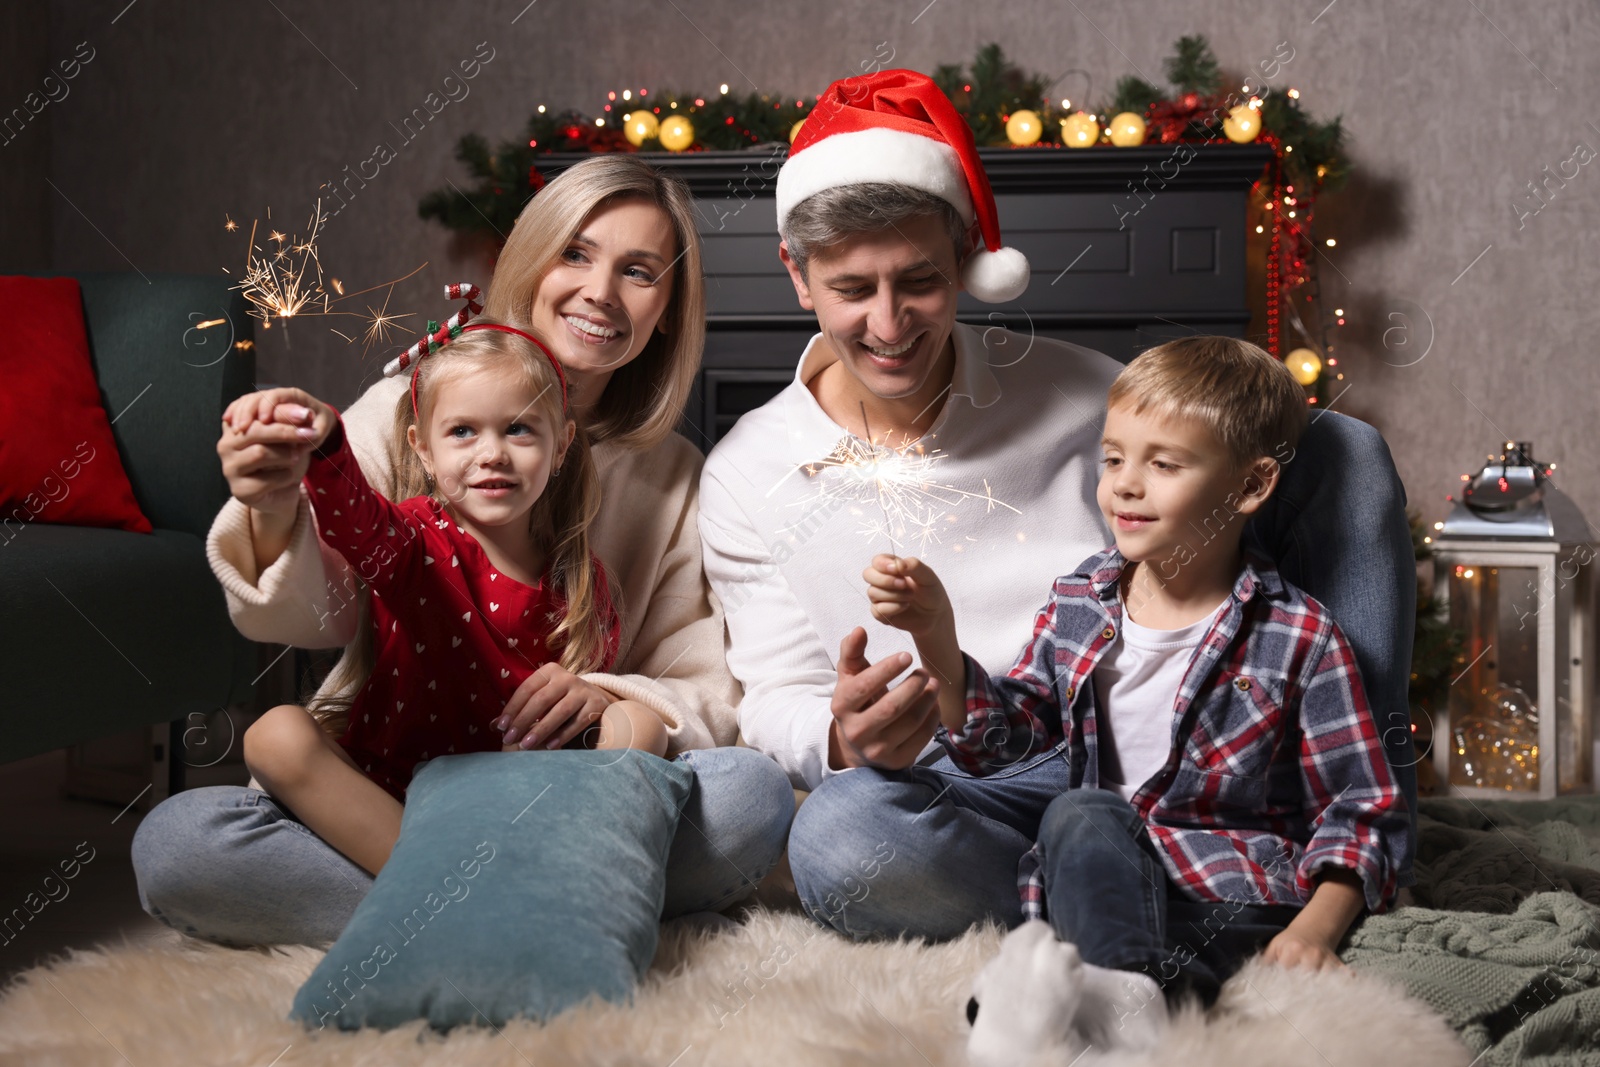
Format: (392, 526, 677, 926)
(1344, 795, 1600, 1066)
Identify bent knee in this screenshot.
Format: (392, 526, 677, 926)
(242, 705, 324, 782)
(1038, 788, 1136, 844)
(789, 773, 909, 880)
(723, 747, 796, 829)
(603, 700, 668, 757)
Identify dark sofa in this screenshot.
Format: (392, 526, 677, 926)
(1, 273, 260, 770)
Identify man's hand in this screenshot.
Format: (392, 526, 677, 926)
(828, 627, 941, 771)
(495, 664, 616, 750)
(863, 554, 952, 638)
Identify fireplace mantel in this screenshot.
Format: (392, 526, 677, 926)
(537, 144, 1273, 445)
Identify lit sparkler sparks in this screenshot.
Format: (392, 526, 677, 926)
(776, 432, 1020, 555)
(222, 201, 424, 357)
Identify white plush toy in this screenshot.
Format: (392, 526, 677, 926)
(966, 921, 1167, 1067)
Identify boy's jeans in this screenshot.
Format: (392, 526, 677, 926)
(131, 747, 793, 946)
(790, 410, 1417, 941)
(1035, 789, 1299, 1007)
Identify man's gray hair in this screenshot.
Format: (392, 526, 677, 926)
(780, 183, 967, 280)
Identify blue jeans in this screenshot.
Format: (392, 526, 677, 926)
(788, 747, 1072, 941)
(1035, 789, 1298, 1008)
(790, 410, 1416, 943)
(131, 746, 793, 946)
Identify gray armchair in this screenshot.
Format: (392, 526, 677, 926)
(0, 273, 260, 769)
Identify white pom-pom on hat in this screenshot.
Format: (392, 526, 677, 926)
(961, 246, 1031, 304)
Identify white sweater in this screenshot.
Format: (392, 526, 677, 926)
(206, 374, 741, 755)
(699, 323, 1121, 789)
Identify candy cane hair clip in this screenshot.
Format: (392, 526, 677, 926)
(381, 283, 567, 419)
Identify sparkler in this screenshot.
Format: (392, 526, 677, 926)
(775, 426, 1020, 556)
(222, 202, 424, 357)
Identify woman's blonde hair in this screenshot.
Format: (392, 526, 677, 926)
(483, 155, 706, 451)
(1107, 335, 1308, 469)
(306, 325, 609, 737)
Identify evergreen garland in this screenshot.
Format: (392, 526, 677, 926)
(1164, 34, 1224, 96)
(932, 43, 1051, 146)
(1108, 74, 1165, 119)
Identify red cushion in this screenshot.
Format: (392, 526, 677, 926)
(0, 277, 153, 535)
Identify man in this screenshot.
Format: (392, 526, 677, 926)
(698, 69, 1417, 942)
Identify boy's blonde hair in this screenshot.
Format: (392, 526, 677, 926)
(482, 154, 705, 452)
(306, 325, 609, 738)
(1107, 336, 1308, 469)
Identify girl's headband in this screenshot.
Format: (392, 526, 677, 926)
(380, 284, 569, 420)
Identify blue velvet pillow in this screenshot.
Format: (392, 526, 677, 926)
(289, 749, 693, 1032)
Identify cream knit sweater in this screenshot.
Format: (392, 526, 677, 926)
(206, 374, 740, 754)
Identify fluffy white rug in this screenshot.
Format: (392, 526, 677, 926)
(0, 908, 1469, 1067)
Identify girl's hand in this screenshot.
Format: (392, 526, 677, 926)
(495, 664, 614, 750)
(224, 388, 338, 445)
(1261, 929, 1344, 971)
(863, 554, 953, 638)
(218, 389, 339, 517)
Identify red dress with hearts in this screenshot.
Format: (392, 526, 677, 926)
(303, 412, 619, 802)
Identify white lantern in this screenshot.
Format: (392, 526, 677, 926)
(1430, 442, 1595, 798)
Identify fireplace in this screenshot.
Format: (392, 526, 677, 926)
(539, 144, 1273, 449)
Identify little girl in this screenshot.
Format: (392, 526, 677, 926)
(224, 321, 667, 877)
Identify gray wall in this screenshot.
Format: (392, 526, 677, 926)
(18, 0, 1600, 530)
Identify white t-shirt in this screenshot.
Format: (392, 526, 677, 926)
(1093, 597, 1226, 802)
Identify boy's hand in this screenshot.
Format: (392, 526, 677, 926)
(1261, 928, 1344, 971)
(864, 554, 953, 638)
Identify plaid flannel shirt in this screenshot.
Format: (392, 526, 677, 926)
(938, 548, 1407, 918)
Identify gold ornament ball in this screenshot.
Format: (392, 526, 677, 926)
(658, 114, 695, 152)
(622, 110, 660, 147)
(790, 119, 806, 143)
(1287, 348, 1323, 386)
(1223, 104, 1262, 143)
(1108, 111, 1147, 147)
(1060, 111, 1101, 148)
(1005, 109, 1043, 146)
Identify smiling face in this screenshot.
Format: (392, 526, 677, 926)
(525, 197, 678, 408)
(1096, 401, 1276, 572)
(408, 363, 574, 534)
(781, 212, 966, 409)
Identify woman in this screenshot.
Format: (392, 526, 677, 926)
(132, 156, 794, 945)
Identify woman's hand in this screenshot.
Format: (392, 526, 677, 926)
(218, 389, 339, 518)
(495, 664, 616, 750)
(864, 554, 953, 638)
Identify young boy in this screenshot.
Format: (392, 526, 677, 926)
(865, 336, 1406, 1037)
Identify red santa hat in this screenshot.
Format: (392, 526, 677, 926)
(777, 69, 1031, 304)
